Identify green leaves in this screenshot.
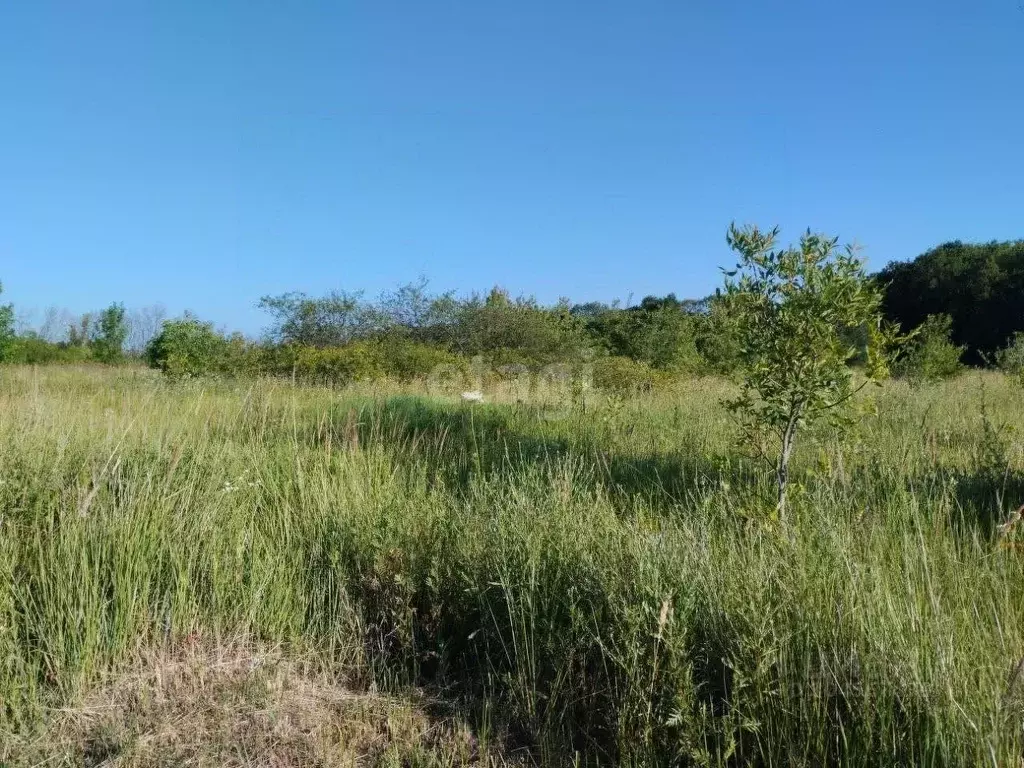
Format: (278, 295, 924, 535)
(146, 316, 233, 376)
(0, 281, 13, 363)
(894, 313, 965, 381)
(91, 303, 129, 364)
(720, 224, 894, 515)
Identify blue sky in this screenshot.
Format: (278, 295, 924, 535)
(2, 1, 1022, 334)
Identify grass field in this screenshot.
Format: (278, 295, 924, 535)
(2, 365, 1024, 765)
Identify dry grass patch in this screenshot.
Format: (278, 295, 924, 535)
(13, 638, 517, 767)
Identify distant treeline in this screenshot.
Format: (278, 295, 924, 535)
(0, 302, 166, 366)
(877, 239, 1024, 364)
(143, 285, 738, 391)
(1, 239, 1023, 385)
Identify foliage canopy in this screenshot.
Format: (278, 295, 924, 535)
(722, 224, 894, 517)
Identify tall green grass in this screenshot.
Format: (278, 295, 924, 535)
(1, 365, 1023, 765)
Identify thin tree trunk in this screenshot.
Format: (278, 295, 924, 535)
(776, 412, 799, 522)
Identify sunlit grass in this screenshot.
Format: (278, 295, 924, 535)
(1, 365, 1023, 765)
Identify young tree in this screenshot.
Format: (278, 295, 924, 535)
(0, 282, 14, 362)
(722, 224, 894, 520)
(91, 302, 129, 363)
(258, 291, 383, 347)
(893, 313, 964, 381)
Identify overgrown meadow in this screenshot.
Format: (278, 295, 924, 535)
(2, 364, 1024, 765)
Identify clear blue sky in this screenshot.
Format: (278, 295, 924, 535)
(2, 1, 1022, 334)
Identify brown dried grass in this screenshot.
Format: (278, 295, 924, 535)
(13, 637, 517, 767)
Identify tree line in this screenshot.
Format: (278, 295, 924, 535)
(1, 237, 1023, 386)
(877, 239, 1024, 364)
(0, 297, 166, 366)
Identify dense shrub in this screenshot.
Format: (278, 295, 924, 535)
(6, 335, 92, 365)
(693, 299, 742, 376)
(480, 347, 548, 373)
(144, 318, 469, 386)
(584, 295, 706, 372)
(450, 289, 589, 365)
(591, 355, 664, 393)
(145, 317, 240, 377)
(291, 343, 385, 386)
(370, 336, 466, 382)
(288, 339, 461, 385)
(996, 332, 1024, 378)
(894, 314, 965, 381)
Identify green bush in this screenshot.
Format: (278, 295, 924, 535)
(145, 326, 469, 387)
(371, 336, 466, 382)
(453, 289, 589, 366)
(585, 296, 706, 372)
(693, 300, 743, 376)
(895, 313, 965, 381)
(481, 347, 544, 373)
(146, 317, 237, 377)
(7, 335, 91, 365)
(996, 332, 1024, 378)
(591, 355, 664, 394)
(292, 343, 385, 386)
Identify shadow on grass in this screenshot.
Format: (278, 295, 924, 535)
(288, 392, 1024, 540)
(299, 395, 764, 518)
(945, 468, 1024, 536)
(288, 395, 977, 765)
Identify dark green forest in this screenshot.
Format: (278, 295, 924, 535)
(2, 238, 1023, 386)
(877, 239, 1024, 364)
